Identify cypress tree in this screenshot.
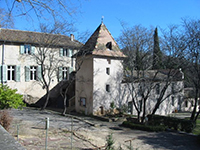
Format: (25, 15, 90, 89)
(152, 27, 162, 69)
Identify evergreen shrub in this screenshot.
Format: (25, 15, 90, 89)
(122, 121, 166, 132)
(147, 114, 195, 133)
(0, 84, 25, 109)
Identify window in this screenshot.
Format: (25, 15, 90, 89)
(155, 83, 160, 94)
(128, 102, 132, 113)
(20, 45, 35, 55)
(58, 67, 73, 81)
(62, 67, 68, 80)
(185, 100, 188, 107)
(0, 65, 20, 82)
(7, 66, 15, 80)
(60, 48, 73, 57)
(30, 66, 37, 80)
(63, 49, 68, 56)
(172, 96, 175, 106)
(25, 66, 41, 82)
(106, 84, 110, 92)
(80, 97, 86, 107)
(106, 41, 112, 50)
(106, 68, 110, 75)
(24, 44, 31, 54)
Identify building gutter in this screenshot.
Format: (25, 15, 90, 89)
(1, 42, 5, 84)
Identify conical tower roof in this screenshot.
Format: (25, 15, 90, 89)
(77, 23, 126, 58)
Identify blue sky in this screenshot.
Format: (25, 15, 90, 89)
(75, 0, 200, 39)
(2, 0, 200, 40)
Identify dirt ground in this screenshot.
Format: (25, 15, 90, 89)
(7, 107, 200, 150)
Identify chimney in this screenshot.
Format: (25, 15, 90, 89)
(70, 34, 74, 41)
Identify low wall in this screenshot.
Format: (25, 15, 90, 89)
(0, 125, 26, 150)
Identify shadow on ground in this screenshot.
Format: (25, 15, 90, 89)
(137, 131, 200, 150)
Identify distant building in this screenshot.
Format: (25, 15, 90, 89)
(123, 69, 184, 115)
(182, 88, 199, 112)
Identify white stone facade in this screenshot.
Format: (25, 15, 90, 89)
(0, 43, 76, 103)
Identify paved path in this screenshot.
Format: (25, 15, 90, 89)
(0, 125, 26, 150)
(7, 108, 200, 150)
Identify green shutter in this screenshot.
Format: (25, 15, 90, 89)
(69, 67, 73, 73)
(2, 65, 7, 82)
(31, 46, 35, 54)
(59, 48, 63, 56)
(67, 67, 73, 80)
(58, 67, 63, 81)
(37, 66, 42, 81)
(15, 66, 21, 82)
(68, 49, 72, 57)
(25, 66, 30, 82)
(20, 45, 25, 54)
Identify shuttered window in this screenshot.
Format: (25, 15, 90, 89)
(7, 66, 15, 81)
(59, 48, 73, 57)
(58, 67, 73, 81)
(20, 45, 35, 55)
(0, 65, 21, 82)
(25, 66, 42, 82)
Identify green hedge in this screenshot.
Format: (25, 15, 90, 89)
(147, 115, 195, 133)
(122, 121, 166, 132)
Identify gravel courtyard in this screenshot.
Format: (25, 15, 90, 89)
(7, 107, 200, 150)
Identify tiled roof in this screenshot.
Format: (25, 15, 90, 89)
(0, 28, 82, 49)
(76, 23, 126, 58)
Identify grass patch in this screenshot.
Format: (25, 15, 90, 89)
(193, 119, 200, 135)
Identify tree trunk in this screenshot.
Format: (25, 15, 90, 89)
(137, 111, 141, 122)
(62, 96, 67, 115)
(42, 88, 50, 110)
(141, 100, 146, 123)
(151, 102, 160, 115)
(190, 88, 198, 121)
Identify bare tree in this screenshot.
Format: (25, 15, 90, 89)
(118, 24, 185, 122)
(118, 24, 154, 122)
(2, 0, 82, 24)
(148, 25, 187, 115)
(182, 18, 200, 121)
(0, 8, 14, 28)
(31, 24, 72, 110)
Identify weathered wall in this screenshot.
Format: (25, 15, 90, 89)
(93, 57, 124, 114)
(75, 55, 93, 114)
(0, 44, 73, 104)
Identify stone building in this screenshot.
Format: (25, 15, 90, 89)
(0, 23, 185, 115)
(0, 29, 82, 104)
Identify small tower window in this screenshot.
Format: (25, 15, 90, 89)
(106, 42, 112, 50)
(106, 68, 110, 75)
(106, 84, 110, 92)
